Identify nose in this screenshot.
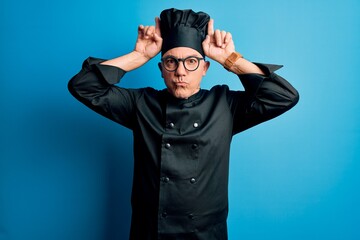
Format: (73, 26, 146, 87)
(175, 61, 186, 76)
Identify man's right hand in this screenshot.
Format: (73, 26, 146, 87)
(134, 17, 163, 60)
(100, 17, 162, 71)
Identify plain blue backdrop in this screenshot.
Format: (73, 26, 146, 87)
(1, 0, 359, 239)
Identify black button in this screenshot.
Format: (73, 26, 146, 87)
(165, 143, 171, 149)
(161, 176, 170, 183)
(188, 214, 194, 219)
(192, 144, 198, 149)
(190, 178, 196, 184)
(161, 212, 167, 218)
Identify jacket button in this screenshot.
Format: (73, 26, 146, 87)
(161, 176, 170, 183)
(193, 122, 199, 128)
(161, 212, 167, 218)
(190, 178, 196, 184)
(188, 214, 194, 219)
(192, 144, 198, 149)
(169, 122, 175, 128)
(165, 143, 171, 149)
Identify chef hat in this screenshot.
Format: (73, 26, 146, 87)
(160, 8, 210, 57)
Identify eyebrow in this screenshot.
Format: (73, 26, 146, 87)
(163, 55, 202, 59)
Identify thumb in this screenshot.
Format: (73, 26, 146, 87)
(202, 35, 210, 47)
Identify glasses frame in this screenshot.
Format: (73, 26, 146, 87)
(160, 56, 205, 72)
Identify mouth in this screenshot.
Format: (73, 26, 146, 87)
(174, 82, 188, 87)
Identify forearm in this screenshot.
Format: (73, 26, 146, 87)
(239, 63, 299, 116)
(68, 57, 138, 129)
(228, 57, 264, 75)
(231, 65, 299, 133)
(68, 57, 125, 101)
(216, 52, 265, 75)
(101, 51, 150, 72)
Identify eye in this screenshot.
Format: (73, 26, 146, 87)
(165, 58, 176, 65)
(186, 58, 198, 65)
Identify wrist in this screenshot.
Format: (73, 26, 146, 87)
(101, 51, 151, 72)
(223, 52, 243, 71)
(132, 50, 152, 62)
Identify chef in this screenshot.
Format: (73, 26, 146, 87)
(68, 8, 299, 240)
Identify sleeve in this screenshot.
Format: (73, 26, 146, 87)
(229, 63, 300, 134)
(68, 57, 141, 129)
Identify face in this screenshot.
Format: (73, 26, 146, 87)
(160, 47, 210, 99)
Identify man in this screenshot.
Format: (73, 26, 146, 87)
(68, 8, 299, 240)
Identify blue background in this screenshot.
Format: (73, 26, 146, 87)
(1, 0, 359, 239)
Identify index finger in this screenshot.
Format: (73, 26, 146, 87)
(207, 19, 214, 36)
(155, 17, 161, 37)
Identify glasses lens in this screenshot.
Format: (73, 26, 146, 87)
(162, 56, 203, 72)
(163, 57, 178, 71)
(184, 57, 200, 71)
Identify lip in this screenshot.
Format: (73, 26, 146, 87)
(174, 82, 188, 87)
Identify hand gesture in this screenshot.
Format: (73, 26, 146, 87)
(202, 19, 235, 64)
(134, 17, 163, 59)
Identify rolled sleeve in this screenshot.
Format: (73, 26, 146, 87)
(231, 62, 299, 133)
(68, 57, 139, 129)
(237, 63, 283, 94)
(82, 57, 127, 85)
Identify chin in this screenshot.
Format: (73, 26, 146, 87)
(172, 90, 191, 99)
(174, 93, 190, 99)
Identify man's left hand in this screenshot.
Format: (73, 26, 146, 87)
(202, 19, 235, 65)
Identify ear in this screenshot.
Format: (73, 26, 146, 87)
(202, 61, 210, 76)
(158, 62, 164, 78)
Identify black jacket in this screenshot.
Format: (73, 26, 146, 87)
(68, 57, 299, 240)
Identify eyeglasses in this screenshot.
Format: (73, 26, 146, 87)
(161, 56, 204, 72)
